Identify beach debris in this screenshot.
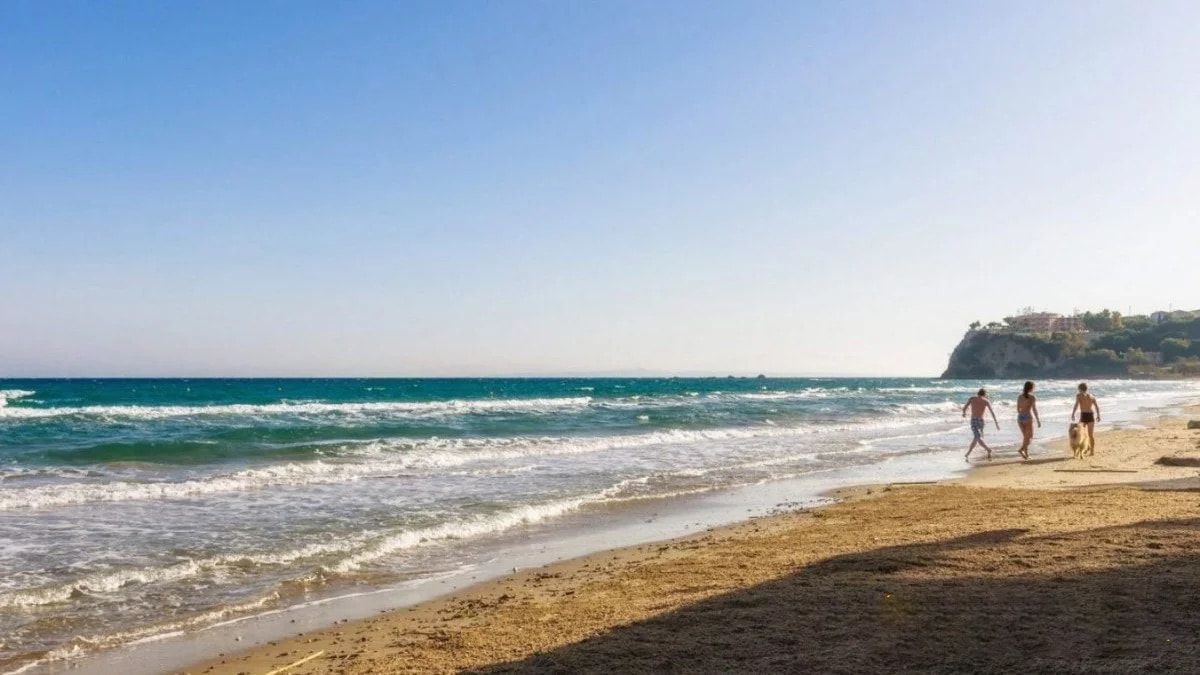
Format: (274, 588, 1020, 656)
(1187, 420, 1200, 429)
(261, 649, 325, 675)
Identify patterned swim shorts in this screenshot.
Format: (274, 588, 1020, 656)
(970, 417, 985, 437)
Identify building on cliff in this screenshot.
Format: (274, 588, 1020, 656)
(1010, 313, 1085, 333)
(1151, 310, 1198, 324)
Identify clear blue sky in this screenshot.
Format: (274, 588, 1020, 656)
(3, 1, 1199, 377)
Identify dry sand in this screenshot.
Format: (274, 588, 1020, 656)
(187, 410, 1200, 675)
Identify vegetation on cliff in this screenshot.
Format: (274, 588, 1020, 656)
(942, 311, 1200, 379)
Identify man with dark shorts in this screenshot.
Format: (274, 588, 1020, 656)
(1071, 382, 1101, 453)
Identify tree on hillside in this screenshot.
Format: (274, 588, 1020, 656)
(1125, 348, 1154, 366)
(1095, 330, 1134, 355)
(1086, 348, 1121, 363)
(1052, 331, 1090, 359)
(1123, 315, 1152, 330)
(1174, 359, 1200, 376)
(1160, 337, 1192, 363)
(1081, 309, 1122, 332)
(969, 320, 982, 331)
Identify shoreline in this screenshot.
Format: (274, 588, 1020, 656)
(52, 448, 970, 675)
(175, 405, 1200, 674)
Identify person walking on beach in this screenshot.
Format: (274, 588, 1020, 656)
(1071, 382, 1101, 453)
(962, 388, 1000, 461)
(1016, 381, 1041, 460)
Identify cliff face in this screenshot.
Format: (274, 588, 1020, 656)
(942, 316, 1200, 379)
(941, 331, 1071, 379)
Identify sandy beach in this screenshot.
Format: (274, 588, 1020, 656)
(184, 409, 1200, 674)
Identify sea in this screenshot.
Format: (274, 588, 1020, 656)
(1, 377, 1197, 673)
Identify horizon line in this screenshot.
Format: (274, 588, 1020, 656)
(0, 372, 936, 380)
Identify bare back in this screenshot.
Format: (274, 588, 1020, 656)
(966, 396, 990, 417)
(1017, 394, 1035, 413)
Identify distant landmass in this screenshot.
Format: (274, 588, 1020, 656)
(941, 309, 1200, 379)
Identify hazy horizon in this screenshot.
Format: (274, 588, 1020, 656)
(0, 371, 932, 379)
(4, 1, 1199, 378)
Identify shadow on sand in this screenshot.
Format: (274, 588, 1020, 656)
(469, 517, 1200, 674)
(978, 456, 1070, 468)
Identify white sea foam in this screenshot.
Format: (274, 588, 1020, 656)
(0, 560, 204, 609)
(0, 416, 961, 511)
(0, 480, 663, 610)
(3, 644, 86, 675)
(325, 476, 719, 574)
(877, 385, 973, 393)
(889, 401, 959, 414)
(0, 536, 372, 610)
(326, 498, 595, 573)
(0, 460, 414, 510)
(0, 396, 593, 420)
(78, 592, 281, 648)
(0, 389, 34, 407)
(3, 592, 283, 674)
(0, 426, 819, 510)
(731, 388, 845, 400)
(0, 466, 98, 482)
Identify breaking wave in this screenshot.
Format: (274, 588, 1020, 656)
(0, 475, 709, 610)
(0, 396, 593, 420)
(0, 417, 964, 511)
(0, 389, 34, 408)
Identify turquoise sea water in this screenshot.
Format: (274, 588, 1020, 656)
(1, 377, 1198, 672)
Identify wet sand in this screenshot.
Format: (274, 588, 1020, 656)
(188, 410, 1200, 674)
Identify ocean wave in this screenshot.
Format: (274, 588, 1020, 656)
(0, 427, 811, 510)
(728, 389, 838, 401)
(0, 396, 593, 421)
(326, 496, 597, 573)
(327, 476, 721, 574)
(0, 466, 99, 482)
(0, 480, 672, 610)
(2, 592, 283, 674)
(0, 460, 415, 510)
(0, 389, 34, 408)
(39, 461, 813, 590)
(590, 389, 848, 407)
(0, 417, 958, 511)
(0, 533, 378, 611)
(888, 401, 959, 414)
(0, 560, 204, 609)
(876, 385, 973, 393)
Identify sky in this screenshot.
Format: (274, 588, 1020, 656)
(2, 1, 1199, 377)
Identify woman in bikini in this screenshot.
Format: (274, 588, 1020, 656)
(1016, 381, 1041, 460)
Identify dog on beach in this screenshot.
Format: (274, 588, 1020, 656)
(1068, 422, 1092, 459)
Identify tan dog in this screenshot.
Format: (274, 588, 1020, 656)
(1068, 422, 1092, 459)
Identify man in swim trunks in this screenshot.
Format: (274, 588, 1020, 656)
(1071, 382, 1101, 453)
(962, 388, 1000, 461)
